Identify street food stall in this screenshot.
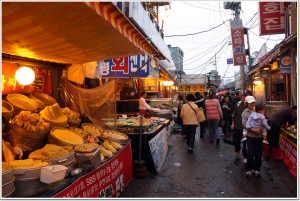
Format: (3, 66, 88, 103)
(2, 2, 169, 198)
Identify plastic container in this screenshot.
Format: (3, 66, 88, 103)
(40, 165, 68, 184)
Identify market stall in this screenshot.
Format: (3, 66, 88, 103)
(279, 127, 297, 179)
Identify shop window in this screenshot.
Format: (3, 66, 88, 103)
(271, 71, 287, 101)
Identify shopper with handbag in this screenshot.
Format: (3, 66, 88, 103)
(205, 91, 223, 145)
(180, 94, 199, 153)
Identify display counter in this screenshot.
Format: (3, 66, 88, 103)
(50, 142, 133, 198)
(119, 120, 170, 172)
(279, 128, 297, 179)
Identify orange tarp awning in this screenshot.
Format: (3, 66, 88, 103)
(2, 2, 163, 64)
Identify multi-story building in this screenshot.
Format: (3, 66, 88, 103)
(168, 45, 184, 77)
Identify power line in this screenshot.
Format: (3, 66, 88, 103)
(164, 20, 230, 37)
(248, 29, 284, 41)
(182, 1, 232, 14)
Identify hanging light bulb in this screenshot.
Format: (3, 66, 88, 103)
(15, 66, 35, 85)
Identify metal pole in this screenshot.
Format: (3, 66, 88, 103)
(138, 115, 142, 161)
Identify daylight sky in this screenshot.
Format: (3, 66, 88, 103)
(159, 1, 286, 82)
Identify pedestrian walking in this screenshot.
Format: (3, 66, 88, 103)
(232, 91, 242, 107)
(231, 91, 250, 161)
(180, 94, 198, 153)
(221, 96, 234, 137)
(177, 94, 186, 136)
(194, 92, 206, 138)
(205, 91, 223, 145)
(267, 105, 297, 159)
(242, 95, 264, 178)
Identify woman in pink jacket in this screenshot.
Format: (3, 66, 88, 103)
(205, 91, 223, 145)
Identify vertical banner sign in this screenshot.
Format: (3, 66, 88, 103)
(230, 19, 246, 66)
(99, 54, 151, 78)
(149, 127, 168, 173)
(53, 143, 133, 198)
(279, 135, 297, 179)
(2, 62, 52, 94)
(259, 2, 285, 35)
(279, 52, 291, 74)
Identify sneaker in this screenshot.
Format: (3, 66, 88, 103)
(246, 171, 252, 178)
(263, 140, 269, 144)
(243, 158, 247, 164)
(188, 147, 193, 153)
(235, 152, 240, 158)
(254, 171, 261, 177)
(241, 137, 247, 142)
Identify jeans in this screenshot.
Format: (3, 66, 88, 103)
(246, 136, 263, 171)
(185, 125, 198, 149)
(207, 119, 220, 142)
(233, 129, 247, 158)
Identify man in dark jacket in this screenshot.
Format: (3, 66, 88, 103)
(194, 92, 206, 138)
(231, 91, 250, 161)
(267, 105, 297, 159)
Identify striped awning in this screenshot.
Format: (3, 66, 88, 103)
(2, 2, 164, 64)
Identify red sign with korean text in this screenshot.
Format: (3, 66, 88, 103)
(259, 2, 285, 35)
(230, 19, 246, 66)
(53, 142, 133, 198)
(2, 62, 52, 94)
(279, 135, 297, 179)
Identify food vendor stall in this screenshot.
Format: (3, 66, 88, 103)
(2, 2, 169, 198)
(279, 126, 297, 179)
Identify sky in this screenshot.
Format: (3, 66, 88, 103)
(159, 1, 286, 83)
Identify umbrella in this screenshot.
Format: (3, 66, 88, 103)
(218, 90, 227, 95)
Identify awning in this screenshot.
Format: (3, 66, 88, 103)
(2, 2, 164, 64)
(247, 34, 297, 75)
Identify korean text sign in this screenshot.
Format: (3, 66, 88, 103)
(279, 135, 297, 178)
(259, 2, 285, 35)
(53, 142, 133, 198)
(99, 54, 151, 78)
(230, 19, 246, 65)
(2, 62, 52, 94)
(149, 127, 168, 173)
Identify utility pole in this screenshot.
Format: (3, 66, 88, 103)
(224, 2, 245, 91)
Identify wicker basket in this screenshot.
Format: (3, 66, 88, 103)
(29, 93, 57, 111)
(67, 119, 81, 128)
(2, 100, 14, 120)
(11, 124, 50, 151)
(49, 128, 83, 147)
(6, 93, 38, 115)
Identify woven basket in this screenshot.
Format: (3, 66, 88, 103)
(29, 93, 57, 111)
(2, 100, 14, 120)
(11, 124, 50, 151)
(6, 93, 38, 115)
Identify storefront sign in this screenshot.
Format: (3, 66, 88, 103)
(259, 2, 285, 35)
(177, 85, 206, 92)
(99, 54, 151, 78)
(149, 127, 168, 173)
(2, 62, 52, 95)
(230, 19, 246, 66)
(227, 58, 233, 64)
(260, 70, 270, 78)
(279, 52, 291, 74)
(53, 143, 133, 198)
(244, 75, 251, 84)
(279, 135, 297, 178)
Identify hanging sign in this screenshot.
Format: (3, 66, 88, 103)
(230, 19, 246, 66)
(227, 58, 233, 64)
(259, 2, 285, 35)
(279, 52, 291, 74)
(99, 54, 151, 78)
(53, 142, 133, 198)
(177, 85, 206, 92)
(2, 62, 52, 94)
(260, 70, 270, 78)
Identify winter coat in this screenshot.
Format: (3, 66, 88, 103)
(180, 101, 198, 125)
(205, 99, 223, 120)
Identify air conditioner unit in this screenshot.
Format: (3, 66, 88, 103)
(223, 2, 232, 9)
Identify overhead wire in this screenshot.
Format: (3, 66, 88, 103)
(182, 1, 232, 15)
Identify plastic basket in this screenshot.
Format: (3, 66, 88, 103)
(40, 165, 68, 184)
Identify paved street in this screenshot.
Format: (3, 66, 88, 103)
(121, 127, 297, 198)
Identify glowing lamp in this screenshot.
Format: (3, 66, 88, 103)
(15, 67, 35, 85)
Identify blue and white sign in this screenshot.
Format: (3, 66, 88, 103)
(148, 127, 168, 173)
(227, 58, 233, 64)
(98, 54, 151, 78)
(279, 52, 291, 74)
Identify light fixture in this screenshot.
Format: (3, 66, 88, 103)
(163, 80, 174, 87)
(15, 66, 35, 85)
(253, 80, 262, 85)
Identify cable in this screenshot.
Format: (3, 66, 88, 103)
(219, 2, 230, 30)
(164, 20, 229, 37)
(182, 1, 232, 15)
(249, 29, 284, 41)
